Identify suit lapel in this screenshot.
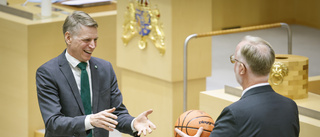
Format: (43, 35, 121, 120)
(90, 59, 100, 113)
(58, 50, 85, 114)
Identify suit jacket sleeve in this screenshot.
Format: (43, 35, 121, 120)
(91, 58, 135, 136)
(210, 107, 238, 137)
(107, 62, 135, 135)
(36, 64, 87, 137)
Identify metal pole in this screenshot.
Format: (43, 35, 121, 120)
(280, 23, 292, 54)
(183, 34, 197, 112)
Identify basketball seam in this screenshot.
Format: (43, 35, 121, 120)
(180, 110, 194, 136)
(186, 115, 213, 135)
(175, 126, 213, 133)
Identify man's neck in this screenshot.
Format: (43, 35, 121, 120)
(242, 76, 269, 90)
(241, 82, 270, 97)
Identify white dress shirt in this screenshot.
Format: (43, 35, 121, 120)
(65, 51, 94, 130)
(241, 83, 270, 97)
(65, 51, 137, 132)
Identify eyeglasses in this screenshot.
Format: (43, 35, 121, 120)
(230, 54, 246, 68)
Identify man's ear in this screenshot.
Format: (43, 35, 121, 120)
(240, 63, 246, 75)
(65, 31, 71, 45)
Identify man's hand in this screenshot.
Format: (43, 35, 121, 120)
(90, 107, 118, 131)
(174, 127, 203, 137)
(133, 109, 157, 136)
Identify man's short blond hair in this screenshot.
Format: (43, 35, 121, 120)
(63, 11, 98, 36)
(239, 35, 275, 76)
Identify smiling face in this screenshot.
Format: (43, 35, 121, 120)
(65, 25, 98, 62)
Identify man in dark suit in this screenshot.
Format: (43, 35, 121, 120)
(175, 35, 300, 137)
(36, 11, 156, 137)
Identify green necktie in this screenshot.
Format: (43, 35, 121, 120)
(77, 62, 92, 115)
(77, 62, 92, 137)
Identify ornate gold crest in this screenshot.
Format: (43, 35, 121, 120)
(270, 62, 289, 85)
(122, 0, 165, 55)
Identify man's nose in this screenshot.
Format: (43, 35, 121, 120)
(89, 40, 96, 48)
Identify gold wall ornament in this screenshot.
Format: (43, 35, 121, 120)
(270, 62, 288, 85)
(122, 0, 165, 55)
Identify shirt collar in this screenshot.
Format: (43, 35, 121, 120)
(241, 83, 270, 97)
(65, 50, 89, 68)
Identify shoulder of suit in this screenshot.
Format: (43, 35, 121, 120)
(38, 55, 60, 68)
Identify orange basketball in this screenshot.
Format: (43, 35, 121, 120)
(174, 110, 215, 137)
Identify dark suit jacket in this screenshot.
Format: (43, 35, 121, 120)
(36, 50, 135, 137)
(210, 85, 300, 137)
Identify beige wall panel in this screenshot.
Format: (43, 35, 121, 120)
(0, 14, 28, 137)
(295, 0, 320, 29)
(7, 0, 25, 5)
(185, 78, 207, 110)
(212, 0, 295, 30)
(171, 0, 212, 81)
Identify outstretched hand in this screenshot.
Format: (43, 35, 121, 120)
(174, 127, 203, 137)
(90, 107, 118, 131)
(133, 109, 157, 136)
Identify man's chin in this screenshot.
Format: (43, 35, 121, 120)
(80, 56, 91, 62)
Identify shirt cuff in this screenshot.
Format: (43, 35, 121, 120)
(131, 118, 137, 132)
(85, 115, 95, 130)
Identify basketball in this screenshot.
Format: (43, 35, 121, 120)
(174, 110, 215, 137)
